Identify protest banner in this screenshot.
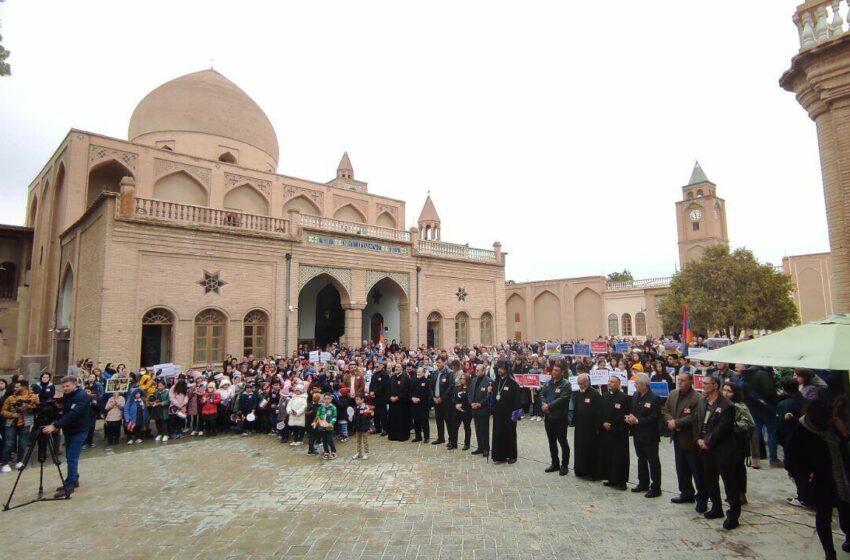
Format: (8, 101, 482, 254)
(560, 343, 574, 356)
(574, 343, 591, 357)
(650, 381, 670, 398)
(666, 366, 676, 375)
(544, 342, 561, 357)
(614, 342, 630, 353)
(687, 347, 709, 360)
(663, 342, 683, 355)
(320, 352, 332, 363)
(694, 375, 705, 392)
(568, 376, 579, 391)
(152, 363, 181, 378)
(105, 377, 130, 394)
(590, 340, 608, 354)
(627, 380, 637, 396)
(590, 368, 610, 386)
(612, 370, 628, 385)
(539, 374, 552, 384)
(515, 374, 541, 388)
(309, 350, 319, 363)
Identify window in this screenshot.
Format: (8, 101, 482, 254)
(608, 313, 619, 336)
(219, 152, 237, 164)
(696, 189, 703, 197)
(0, 262, 17, 300)
(480, 312, 493, 345)
(455, 312, 469, 346)
(243, 310, 268, 358)
(194, 309, 226, 364)
(692, 222, 700, 231)
(687, 191, 693, 200)
(635, 312, 646, 336)
(427, 312, 442, 348)
(621, 313, 633, 336)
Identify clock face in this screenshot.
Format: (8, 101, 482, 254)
(689, 209, 703, 221)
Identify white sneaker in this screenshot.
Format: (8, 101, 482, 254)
(135, 439, 143, 444)
(295, 441, 303, 446)
(191, 431, 197, 436)
(155, 435, 162, 442)
(352, 453, 362, 459)
(162, 435, 169, 442)
(1, 465, 11, 473)
(289, 441, 297, 446)
(127, 440, 134, 445)
(197, 431, 203, 436)
(360, 454, 369, 460)
(14, 462, 24, 470)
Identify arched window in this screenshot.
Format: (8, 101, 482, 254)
(243, 310, 268, 358)
(608, 313, 619, 336)
(0, 262, 16, 300)
(455, 312, 469, 346)
(57, 267, 74, 328)
(696, 189, 703, 198)
(635, 312, 647, 336)
(480, 312, 493, 346)
(621, 313, 633, 336)
(141, 308, 174, 367)
(427, 312, 442, 348)
(687, 191, 693, 200)
(194, 309, 226, 364)
(219, 152, 237, 164)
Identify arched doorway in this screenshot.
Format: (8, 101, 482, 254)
(361, 277, 409, 346)
(370, 313, 385, 344)
(298, 274, 349, 349)
(140, 308, 174, 367)
(427, 312, 442, 349)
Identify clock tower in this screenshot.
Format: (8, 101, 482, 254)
(676, 161, 728, 267)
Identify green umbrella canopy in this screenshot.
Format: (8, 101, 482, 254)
(691, 314, 850, 370)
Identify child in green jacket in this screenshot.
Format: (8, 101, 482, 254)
(314, 393, 337, 459)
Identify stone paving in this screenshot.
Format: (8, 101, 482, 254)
(0, 419, 835, 559)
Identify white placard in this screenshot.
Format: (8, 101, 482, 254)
(568, 376, 579, 391)
(590, 368, 610, 386)
(627, 380, 637, 396)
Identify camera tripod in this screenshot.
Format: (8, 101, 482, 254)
(3, 424, 69, 511)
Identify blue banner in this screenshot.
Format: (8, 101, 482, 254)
(574, 344, 591, 357)
(614, 342, 630, 353)
(650, 381, 670, 398)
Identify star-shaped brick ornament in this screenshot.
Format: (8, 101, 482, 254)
(456, 287, 467, 302)
(198, 270, 227, 294)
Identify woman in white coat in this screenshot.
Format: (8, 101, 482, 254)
(286, 385, 308, 445)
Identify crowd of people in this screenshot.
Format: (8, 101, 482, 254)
(0, 337, 847, 558)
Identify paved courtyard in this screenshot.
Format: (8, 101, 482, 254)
(0, 419, 834, 559)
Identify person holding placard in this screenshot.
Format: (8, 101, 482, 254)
(599, 375, 630, 490)
(662, 372, 705, 510)
(572, 373, 603, 479)
(625, 373, 662, 498)
(539, 363, 572, 476)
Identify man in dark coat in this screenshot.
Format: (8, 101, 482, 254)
(599, 375, 630, 489)
(539, 363, 572, 475)
(387, 367, 410, 441)
(491, 360, 521, 464)
(469, 364, 493, 457)
(625, 372, 662, 498)
(572, 373, 603, 479)
(430, 357, 455, 447)
(662, 372, 705, 509)
(695, 374, 741, 530)
(368, 363, 389, 436)
(410, 367, 431, 442)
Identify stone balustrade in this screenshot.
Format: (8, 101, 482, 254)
(418, 239, 498, 262)
(794, 0, 849, 50)
(299, 214, 411, 242)
(606, 276, 672, 291)
(132, 197, 291, 235)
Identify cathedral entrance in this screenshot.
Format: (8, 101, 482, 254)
(370, 313, 385, 344)
(298, 274, 348, 350)
(361, 277, 409, 346)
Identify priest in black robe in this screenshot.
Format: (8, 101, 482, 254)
(387, 367, 410, 441)
(599, 374, 631, 490)
(572, 373, 603, 479)
(491, 360, 522, 464)
(369, 363, 390, 435)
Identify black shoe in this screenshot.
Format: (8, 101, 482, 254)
(645, 489, 662, 498)
(722, 517, 739, 530)
(380, 432, 388, 437)
(614, 484, 628, 491)
(671, 495, 695, 504)
(471, 449, 483, 455)
(368, 430, 378, 435)
(482, 452, 489, 460)
(545, 464, 560, 473)
(695, 500, 708, 514)
(842, 540, 850, 553)
(631, 486, 648, 493)
(559, 466, 568, 476)
(506, 458, 516, 464)
(462, 445, 470, 451)
(446, 444, 456, 450)
(411, 438, 422, 443)
(704, 508, 724, 520)
(423, 439, 430, 443)
(431, 439, 445, 445)
(55, 482, 80, 492)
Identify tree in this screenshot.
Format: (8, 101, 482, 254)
(0, 1, 9, 77)
(606, 269, 634, 283)
(658, 245, 798, 337)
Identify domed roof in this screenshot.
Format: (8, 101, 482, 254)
(128, 69, 279, 163)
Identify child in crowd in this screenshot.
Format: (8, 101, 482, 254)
(103, 390, 125, 445)
(315, 393, 337, 460)
(335, 387, 353, 442)
(124, 388, 148, 444)
(286, 384, 307, 446)
(237, 383, 258, 435)
(152, 379, 170, 442)
(305, 393, 320, 455)
(351, 395, 372, 460)
(168, 378, 189, 439)
(200, 382, 221, 436)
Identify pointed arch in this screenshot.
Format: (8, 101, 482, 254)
(154, 170, 209, 206)
(28, 193, 38, 228)
(283, 194, 322, 217)
(574, 287, 603, 341)
(224, 183, 269, 216)
(506, 293, 526, 341)
(86, 159, 132, 207)
(376, 210, 397, 229)
(533, 289, 561, 341)
(333, 203, 366, 223)
(56, 264, 74, 329)
(218, 151, 237, 164)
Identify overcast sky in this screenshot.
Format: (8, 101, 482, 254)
(0, 1, 828, 282)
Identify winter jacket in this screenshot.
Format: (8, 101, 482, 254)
(55, 387, 94, 434)
(186, 385, 200, 415)
(104, 395, 125, 422)
(151, 388, 170, 421)
(315, 403, 337, 431)
(0, 389, 40, 428)
(168, 389, 189, 414)
(286, 394, 307, 427)
(200, 391, 221, 416)
(238, 392, 259, 415)
(352, 403, 373, 433)
(123, 389, 149, 426)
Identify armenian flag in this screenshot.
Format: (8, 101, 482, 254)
(682, 304, 693, 356)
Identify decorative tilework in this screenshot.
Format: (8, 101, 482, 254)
(89, 145, 138, 173)
(365, 270, 410, 297)
(298, 264, 352, 296)
(225, 172, 271, 196)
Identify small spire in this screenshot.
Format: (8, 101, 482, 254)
(418, 194, 440, 223)
(687, 160, 710, 185)
(337, 151, 353, 179)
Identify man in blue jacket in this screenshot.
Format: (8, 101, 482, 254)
(43, 376, 93, 498)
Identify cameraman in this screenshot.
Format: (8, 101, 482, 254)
(0, 380, 40, 472)
(33, 372, 62, 456)
(42, 376, 93, 498)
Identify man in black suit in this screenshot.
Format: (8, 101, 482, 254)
(468, 364, 493, 457)
(625, 372, 662, 498)
(539, 363, 572, 476)
(695, 374, 741, 530)
(430, 356, 455, 448)
(368, 363, 389, 436)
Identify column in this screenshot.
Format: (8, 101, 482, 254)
(342, 304, 365, 348)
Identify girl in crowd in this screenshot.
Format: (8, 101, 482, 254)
(286, 385, 307, 445)
(723, 382, 756, 504)
(151, 379, 170, 442)
(103, 390, 124, 445)
(168, 378, 189, 439)
(200, 382, 221, 436)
